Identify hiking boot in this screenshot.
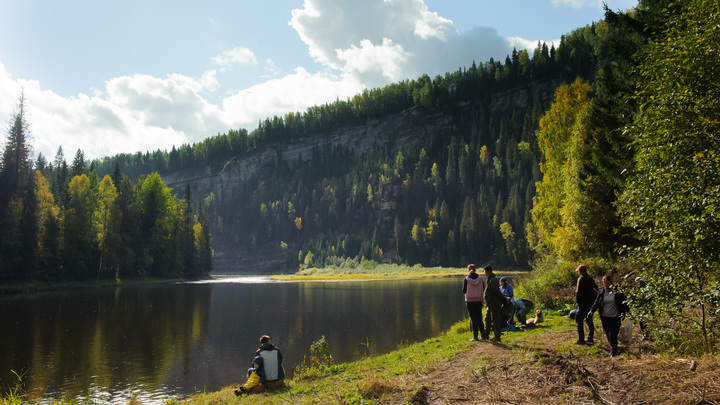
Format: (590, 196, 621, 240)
(492, 336, 501, 342)
(610, 347, 619, 357)
(586, 337, 594, 344)
(469, 337, 479, 342)
(574, 339, 585, 345)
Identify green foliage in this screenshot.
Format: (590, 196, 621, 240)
(619, 0, 720, 354)
(0, 147, 211, 283)
(531, 78, 592, 260)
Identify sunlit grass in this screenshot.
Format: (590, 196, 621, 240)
(270, 263, 527, 281)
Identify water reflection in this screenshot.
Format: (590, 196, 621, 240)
(0, 278, 465, 403)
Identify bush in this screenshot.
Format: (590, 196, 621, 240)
(516, 256, 622, 309)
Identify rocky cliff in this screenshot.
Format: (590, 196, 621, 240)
(162, 80, 559, 272)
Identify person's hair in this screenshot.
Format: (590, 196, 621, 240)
(603, 275, 612, 284)
(576, 264, 587, 274)
(260, 335, 270, 344)
(484, 265, 492, 272)
(467, 264, 476, 272)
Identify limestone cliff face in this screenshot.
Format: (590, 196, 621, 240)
(164, 80, 559, 196)
(162, 81, 558, 271)
(164, 107, 457, 201)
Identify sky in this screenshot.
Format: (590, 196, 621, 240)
(0, 0, 637, 161)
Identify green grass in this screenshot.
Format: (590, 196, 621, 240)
(178, 311, 578, 405)
(271, 263, 528, 281)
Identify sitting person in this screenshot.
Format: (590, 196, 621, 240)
(499, 277, 514, 298)
(235, 355, 266, 396)
(256, 335, 285, 388)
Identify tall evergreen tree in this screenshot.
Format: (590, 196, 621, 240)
(0, 93, 36, 281)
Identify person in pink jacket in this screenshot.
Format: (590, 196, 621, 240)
(462, 264, 486, 341)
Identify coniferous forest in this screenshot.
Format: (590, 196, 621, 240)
(85, 26, 601, 273)
(1, 1, 718, 354)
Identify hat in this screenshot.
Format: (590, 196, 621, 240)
(500, 277, 507, 283)
(253, 355, 264, 368)
(575, 265, 586, 273)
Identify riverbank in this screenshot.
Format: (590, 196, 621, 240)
(0, 276, 198, 296)
(178, 312, 719, 404)
(270, 263, 528, 281)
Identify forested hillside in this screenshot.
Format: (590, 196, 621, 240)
(83, 24, 606, 272)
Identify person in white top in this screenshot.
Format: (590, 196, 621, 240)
(255, 335, 285, 387)
(587, 275, 628, 357)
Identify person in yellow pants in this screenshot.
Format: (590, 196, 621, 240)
(235, 355, 266, 395)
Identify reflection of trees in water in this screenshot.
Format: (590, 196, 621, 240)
(0, 279, 464, 400)
(0, 284, 213, 397)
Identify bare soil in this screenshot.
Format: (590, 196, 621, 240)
(378, 323, 720, 404)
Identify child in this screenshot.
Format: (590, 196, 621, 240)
(235, 355, 266, 396)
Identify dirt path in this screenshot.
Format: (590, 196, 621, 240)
(385, 325, 720, 404)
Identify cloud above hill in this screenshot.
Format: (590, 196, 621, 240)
(1, 0, 543, 161)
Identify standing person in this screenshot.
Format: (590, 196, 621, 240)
(463, 264, 486, 341)
(574, 264, 598, 345)
(256, 335, 285, 388)
(499, 278, 514, 298)
(483, 266, 504, 342)
(588, 275, 627, 357)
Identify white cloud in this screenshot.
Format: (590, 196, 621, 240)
(335, 38, 409, 82)
(0, 62, 232, 160)
(264, 59, 282, 77)
(211, 47, 258, 69)
(222, 67, 362, 124)
(1, 0, 558, 162)
(289, 0, 519, 88)
(551, 0, 604, 9)
(0, 59, 363, 161)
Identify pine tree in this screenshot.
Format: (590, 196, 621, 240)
(0, 93, 37, 281)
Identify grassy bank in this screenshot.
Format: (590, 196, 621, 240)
(179, 311, 719, 405)
(180, 314, 574, 405)
(270, 263, 528, 281)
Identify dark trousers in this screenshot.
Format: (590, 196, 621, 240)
(576, 305, 594, 341)
(600, 315, 621, 349)
(484, 302, 502, 340)
(466, 301, 484, 339)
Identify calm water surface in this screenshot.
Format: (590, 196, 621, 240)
(0, 277, 467, 403)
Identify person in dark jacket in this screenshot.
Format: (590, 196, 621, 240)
(574, 264, 598, 345)
(235, 355, 266, 395)
(588, 275, 627, 357)
(255, 335, 285, 387)
(463, 264, 486, 341)
(483, 266, 504, 342)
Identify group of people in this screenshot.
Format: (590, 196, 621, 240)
(462, 264, 538, 342)
(574, 264, 629, 357)
(235, 335, 286, 396)
(464, 263, 629, 357)
(238, 265, 628, 394)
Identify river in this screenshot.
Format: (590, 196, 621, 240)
(0, 276, 468, 404)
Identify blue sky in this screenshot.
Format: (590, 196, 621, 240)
(0, 0, 637, 160)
